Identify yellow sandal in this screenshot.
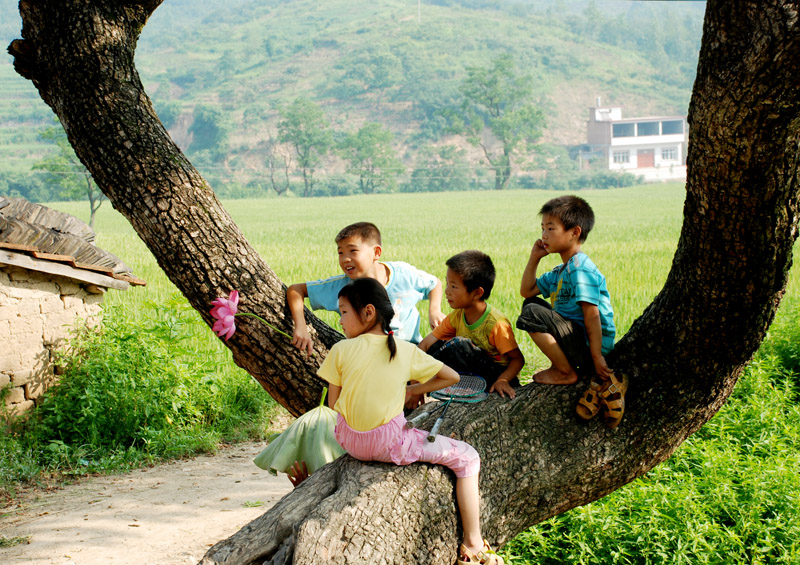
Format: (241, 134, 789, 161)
(576, 380, 603, 420)
(457, 540, 504, 565)
(599, 371, 628, 429)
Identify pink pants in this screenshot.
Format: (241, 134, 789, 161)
(335, 413, 480, 478)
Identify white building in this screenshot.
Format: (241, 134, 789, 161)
(586, 101, 687, 182)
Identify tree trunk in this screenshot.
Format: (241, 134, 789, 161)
(9, 0, 339, 417)
(9, 0, 800, 563)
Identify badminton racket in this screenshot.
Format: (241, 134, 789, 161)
(405, 373, 487, 441)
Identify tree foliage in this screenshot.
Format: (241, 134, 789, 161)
(278, 98, 333, 197)
(188, 104, 228, 158)
(338, 122, 403, 194)
(407, 145, 475, 193)
(336, 48, 405, 107)
(456, 54, 545, 189)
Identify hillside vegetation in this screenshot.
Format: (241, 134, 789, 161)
(1, 0, 704, 198)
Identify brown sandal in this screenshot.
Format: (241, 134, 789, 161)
(576, 380, 603, 420)
(457, 540, 504, 565)
(599, 371, 628, 429)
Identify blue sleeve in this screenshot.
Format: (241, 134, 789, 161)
(306, 275, 349, 312)
(571, 267, 602, 307)
(537, 268, 557, 296)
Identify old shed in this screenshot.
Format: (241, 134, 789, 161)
(0, 197, 144, 416)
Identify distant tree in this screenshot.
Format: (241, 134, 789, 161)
(338, 122, 403, 194)
(263, 37, 275, 59)
(188, 104, 227, 157)
(153, 99, 182, 130)
(278, 98, 332, 197)
(264, 131, 293, 197)
(339, 49, 404, 107)
(456, 54, 545, 190)
(32, 124, 105, 228)
(580, 0, 603, 41)
(0, 171, 48, 203)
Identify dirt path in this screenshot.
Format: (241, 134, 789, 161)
(0, 441, 292, 564)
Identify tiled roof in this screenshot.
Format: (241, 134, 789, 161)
(0, 197, 145, 289)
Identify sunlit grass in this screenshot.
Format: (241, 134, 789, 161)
(52, 184, 690, 377)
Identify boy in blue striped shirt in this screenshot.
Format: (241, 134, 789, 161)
(518, 196, 625, 428)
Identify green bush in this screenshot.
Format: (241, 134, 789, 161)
(503, 302, 800, 564)
(0, 300, 277, 499)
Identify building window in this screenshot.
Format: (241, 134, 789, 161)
(662, 120, 684, 135)
(661, 147, 677, 161)
(637, 121, 660, 136)
(613, 151, 630, 164)
(612, 123, 635, 138)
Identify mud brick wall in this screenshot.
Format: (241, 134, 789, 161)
(1, 265, 102, 417)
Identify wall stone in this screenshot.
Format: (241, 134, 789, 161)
(1, 264, 103, 417)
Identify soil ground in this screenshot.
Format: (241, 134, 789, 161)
(0, 441, 292, 564)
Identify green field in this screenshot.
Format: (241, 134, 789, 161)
(14, 185, 800, 563)
(52, 184, 699, 375)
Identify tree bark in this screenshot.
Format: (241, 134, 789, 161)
(9, 1, 800, 563)
(9, 0, 341, 417)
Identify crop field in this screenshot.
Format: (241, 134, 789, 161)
(52, 184, 714, 376)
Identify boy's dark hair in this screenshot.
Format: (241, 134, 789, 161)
(335, 222, 382, 246)
(445, 250, 496, 301)
(338, 278, 397, 361)
(539, 195, 595, 242)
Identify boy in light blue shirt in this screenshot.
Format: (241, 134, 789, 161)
(287, 222, 445, 354)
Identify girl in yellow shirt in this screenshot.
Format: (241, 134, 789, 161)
(319, 277, 503, 565)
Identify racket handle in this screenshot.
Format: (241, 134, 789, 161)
(428, 417, 444, 442)
(406, 412, 427, 429)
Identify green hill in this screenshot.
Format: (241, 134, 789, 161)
(1, 0, 705, 197)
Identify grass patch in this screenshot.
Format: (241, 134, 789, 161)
(501, 297, 800, 565)
(0, 535, 31, 548)
(0, 299, 281, 502)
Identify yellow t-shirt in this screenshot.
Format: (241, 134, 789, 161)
(318, 333, 443, 432)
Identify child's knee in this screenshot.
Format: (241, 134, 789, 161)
(517, 300, 555, 334)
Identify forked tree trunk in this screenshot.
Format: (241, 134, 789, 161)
(9, 1, 800, 563)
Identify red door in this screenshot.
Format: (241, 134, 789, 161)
(638, 149, 655, 168)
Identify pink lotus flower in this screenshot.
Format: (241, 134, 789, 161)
(210, 290, 292, 341)
(211, 290, 239, 341)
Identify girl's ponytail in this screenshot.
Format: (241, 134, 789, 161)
(385, 329, 397, 361)
(338, 278, 397, 361)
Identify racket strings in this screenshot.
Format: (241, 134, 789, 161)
(431, 373, 486, 399)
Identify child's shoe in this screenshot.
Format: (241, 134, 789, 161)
(576, 380, 603, 420)
(458, 540, 504, 565)
(599, 371, 628, 429)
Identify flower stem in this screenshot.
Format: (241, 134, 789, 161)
(235, 312, 293, 340)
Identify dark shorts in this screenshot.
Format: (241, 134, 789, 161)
(516, 297, 594, 378)
(427, 337, 519, 390)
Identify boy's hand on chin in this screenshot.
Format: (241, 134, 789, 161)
(532, 239, 548, 258)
